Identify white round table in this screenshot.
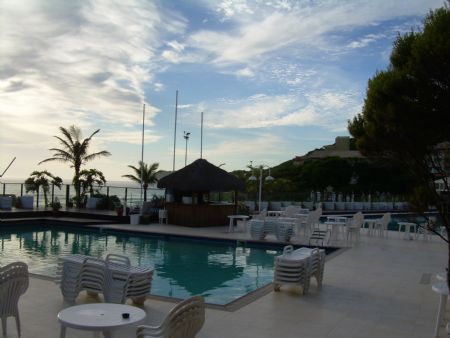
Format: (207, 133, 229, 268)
(227, 215, 249, 233)
(58, 303, 146, 338)
(432, 282, 449, 337)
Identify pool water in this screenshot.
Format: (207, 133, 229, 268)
(0, 225, 283, 305)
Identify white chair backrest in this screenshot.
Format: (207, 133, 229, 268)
(382, 212, 391, 226)
(105, 254, 131, 267)
(284, 205, 299, 217)
(349, 212, 364, 228)
(283, 245, 294, 255)
(0, 262, 29, 316)
(79, 257, 110, 293)
(136, 296, 205, 338)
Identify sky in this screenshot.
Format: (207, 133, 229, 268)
(0, 0, 444, 181)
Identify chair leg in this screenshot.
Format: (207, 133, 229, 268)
(2, 316, 7, 336)
(15, 314, 21, 337)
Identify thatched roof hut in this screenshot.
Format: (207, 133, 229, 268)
(157, 159, 245, 227)
(157, 158, 245, 192)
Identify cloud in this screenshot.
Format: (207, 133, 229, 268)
(100, 130, 162, 145)
(200, 90, 361, 131)
(183, 0, 442, 66)
(205, 133, 285, 163)
(154, 82, 165, 92)
(347, 34, 385, 49)
(235, 67, 255, 77)
(0, 0, 185, 137)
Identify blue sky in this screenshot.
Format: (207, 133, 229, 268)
(0, 0, 443, 181)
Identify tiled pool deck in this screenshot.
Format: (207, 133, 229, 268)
(4, 221, 448, 338)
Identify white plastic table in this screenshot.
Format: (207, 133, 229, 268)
(432, 282, 449, 337)
(58, 303, 146, 338)
(397, 222, 417, 240)
(227, 215, 249, 233)
(324, 216, 347, 241)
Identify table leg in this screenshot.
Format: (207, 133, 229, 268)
(434, 294, 447, 337)
(103, 331, 113, 338)
(228, 218, 234, 233)
(60, 326, 66, 338)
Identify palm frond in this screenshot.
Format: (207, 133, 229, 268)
(83, 150, 111, 163)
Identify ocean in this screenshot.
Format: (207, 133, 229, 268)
(0, 178, 164, 207)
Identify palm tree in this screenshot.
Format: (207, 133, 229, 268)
(79, 168, 106, 197)
(122, 161, 159, 201)
(39, 125, 111, 207)
(24, 170, 62, 206)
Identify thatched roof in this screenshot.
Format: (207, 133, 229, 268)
(157, 158, 245, 192)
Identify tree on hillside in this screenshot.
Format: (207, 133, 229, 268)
(25, 170, 62, 206)
(348, 6, 450, 282)
(79, 168, 106, 197)
(39, 125, 111, 207)
(122, 161, 159, 202)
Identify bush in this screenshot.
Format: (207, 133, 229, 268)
(91, 193, 121, 210)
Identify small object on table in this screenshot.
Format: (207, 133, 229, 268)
(58, 303, 146, 338)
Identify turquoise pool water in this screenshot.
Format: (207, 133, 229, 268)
(0, 225, 285, 305)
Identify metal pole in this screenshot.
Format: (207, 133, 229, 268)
(140, 104, 145, 205)
(183, 131, 190, 167)
(172, 90, 179, 171)
(258, 167, 262, 212)
(200, 112, 203, 159)
(185, 136, 188, 166)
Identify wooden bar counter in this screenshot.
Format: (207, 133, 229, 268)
(166, 203, 236, 227)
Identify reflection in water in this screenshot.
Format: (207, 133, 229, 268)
(0, 225, 280, 304)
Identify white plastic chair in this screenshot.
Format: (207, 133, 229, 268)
(374, 213, 391, 237)
(0, 262, 29, 337)
(346, 212, 364, 244)
(136, 296, 205, 338)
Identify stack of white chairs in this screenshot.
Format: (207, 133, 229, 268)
(58, 257, 85, 304)
(0, 262, 29, 337)
(78, 257, 111, 299)
(273, 245, 325, 294)
(274, 222, 295, 242)
(249, 219, 267, 240)
(57, 254, 153, 304)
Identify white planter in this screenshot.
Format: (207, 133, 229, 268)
(130, 214, 140, 225)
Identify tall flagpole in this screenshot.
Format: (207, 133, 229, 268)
(140, 104, 145, 208)
(172, 90, 179, 171)
(200, 112, 203, 159)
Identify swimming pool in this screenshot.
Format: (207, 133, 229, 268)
(0, 225, 290, 305)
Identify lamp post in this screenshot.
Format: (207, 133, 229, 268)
(249, 163, 274, 212)
(183, 131, 190, 166)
